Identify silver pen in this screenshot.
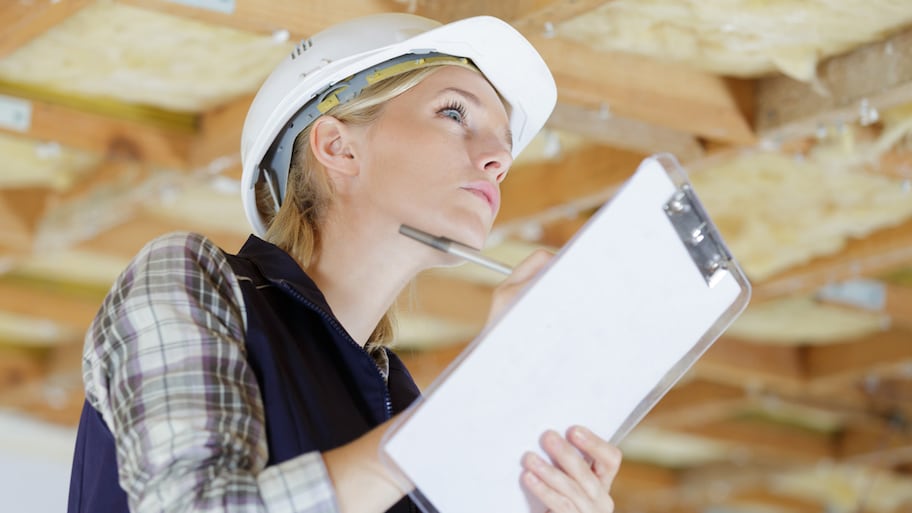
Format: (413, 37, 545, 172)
(399, 224, 513, 275)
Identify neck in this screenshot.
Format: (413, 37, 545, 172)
(304, 209, 442, 347)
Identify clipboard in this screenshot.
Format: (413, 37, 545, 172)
(380, 153, 751, 513)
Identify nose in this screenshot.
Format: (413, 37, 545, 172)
(474, 136, 513, 184)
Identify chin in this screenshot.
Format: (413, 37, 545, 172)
(449, 221, 490, 249)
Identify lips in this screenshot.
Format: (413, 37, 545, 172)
(461, 181, 500, 215)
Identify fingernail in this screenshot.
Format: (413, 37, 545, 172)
(571, 426, 589, 442)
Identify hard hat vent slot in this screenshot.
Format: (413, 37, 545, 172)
(290, 39, 313, 60)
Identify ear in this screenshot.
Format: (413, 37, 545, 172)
(310, 115, 361, 184)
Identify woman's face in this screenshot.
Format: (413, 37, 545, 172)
(350, 65, 513, 249)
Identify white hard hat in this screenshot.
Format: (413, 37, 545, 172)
(240, 13, 557, 236)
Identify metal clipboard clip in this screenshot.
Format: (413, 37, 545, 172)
(664, 184, 731, 288)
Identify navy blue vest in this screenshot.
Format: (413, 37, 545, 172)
(68, 235, 421, 512)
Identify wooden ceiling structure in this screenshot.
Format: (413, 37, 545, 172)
(2, 1, 912, 512)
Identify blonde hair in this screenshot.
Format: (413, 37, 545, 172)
(257, 61, 485, 350)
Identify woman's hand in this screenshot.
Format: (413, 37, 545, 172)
(522, 426, 622, 513)
(487, 249, 554, 325)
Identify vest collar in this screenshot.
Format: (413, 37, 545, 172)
(236, 235, 333, 313)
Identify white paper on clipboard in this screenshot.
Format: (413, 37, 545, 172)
(380, 154, 752, 513)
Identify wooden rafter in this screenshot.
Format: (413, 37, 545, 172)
(696, 337, 807, 390)
(806, 328, 912, 383)
(498, 144, 644, 224)
(0, 95, 192, 168)
(118, 0, 568, 38)
(757, 25, 912, 142)
(75, 212, 248, 260)
(190, 94, 252, 171)
(528, 35, 756, 145)
(644, 379, 747, 427)
(122, 0, 752, 150)
(0, 187, 52, 253)
(511, 0, 612, 32)
(728, 488, 830, 513)
(699, 329, 912, 388)
(546, 102, 705, 163)
(0, 277, 101, 334)
(0, 0, 93, 59)
(817, 282, 912, 330)
(752, 217, 912, 303)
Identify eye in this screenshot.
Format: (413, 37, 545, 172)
(438, 101, 467, 124)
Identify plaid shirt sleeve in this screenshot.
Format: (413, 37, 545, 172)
(82, 232, 340, 513)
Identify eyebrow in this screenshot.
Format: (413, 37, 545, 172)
(439, 87, 514, 151)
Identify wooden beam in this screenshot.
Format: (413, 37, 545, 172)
(0, 187, 52, 253)
(75, 212, 248, 260)
(805, 328, 912, 383)
(546, 102, 705, 162)
(0, 277, 101, 334)
(0, 366, 85, 426)
(613, 460, 679, 491)
(728, 488, 827, 513)
(120, 0, 579, 37)
(0, 95, 192, 168)
(885, 283, 912, 329)
(538, 215, 589, 248)
(498, 144, 644, 225)
(837, 420, 912, 465)
(403, 273, 493, 328)
(0, 345, 48, 392)
(645, 379, 747, 427)
(757, 26, 912, 142)
(753, 217, 912, 303)
(695, 337, 807, 390)
(118, 0, 388, 38)
(413, 0, 558, 24)
(0, 0, 92, 59)
(397, 342, 466, 390)
(817, 282, 912, 330)
(0, 325, 87, 425)
(122, 0, 751, 146)
(528, 35, 756, 145)
(190, 94, 252, 171)
(511, 0, 611, 31)
(675, 418, 833, 463)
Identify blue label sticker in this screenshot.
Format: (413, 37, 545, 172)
(0, 95, 31, 132)
(165, 0, 235, 14)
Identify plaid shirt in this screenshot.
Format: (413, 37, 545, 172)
(82, 232, 381, 512)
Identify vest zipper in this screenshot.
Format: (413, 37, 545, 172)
(277, 280, 394, 420)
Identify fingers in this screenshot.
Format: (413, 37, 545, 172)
(567, 426, 622, 489)
(522, 450, 583, 513)
(521, 428, 621, 513)
(541, 430, 602, 498)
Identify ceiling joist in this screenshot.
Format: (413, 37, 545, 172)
(530, 35, 756, 145)
(117, 0, 566, 40)
(757, 25, 912, 142)
(0, 0, 93, 59)
(0, 95, 192, 168)
(753, 216, 912, 303)
(498, 144, 644, 224)
(546, 102, 705, 163)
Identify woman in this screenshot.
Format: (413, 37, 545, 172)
(68, 13, 622, 513)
